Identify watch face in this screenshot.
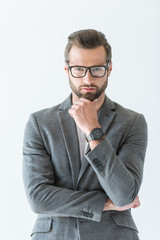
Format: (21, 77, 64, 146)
(91, 128, 104, 140)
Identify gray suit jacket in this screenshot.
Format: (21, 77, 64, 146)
(23, 95, 148, 240)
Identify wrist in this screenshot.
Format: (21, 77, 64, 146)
(86, 127, 104, 142)
(89, 136, 105, 150)
(85, 125, 101, 135)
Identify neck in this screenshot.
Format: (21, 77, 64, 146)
(96, 93, 105, 113)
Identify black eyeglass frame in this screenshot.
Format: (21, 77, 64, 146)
(67, 60, 110, 78)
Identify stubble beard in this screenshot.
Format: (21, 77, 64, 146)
(69, 76, 108, 101)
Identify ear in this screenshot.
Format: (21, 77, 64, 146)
(107, 61, 112, 77)
(64, 62, 69, 75)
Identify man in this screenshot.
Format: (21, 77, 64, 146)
(23, 29, 148, 240)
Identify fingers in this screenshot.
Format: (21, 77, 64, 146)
(131, 196, 140, 209)
(68, 109, 73, 117)
(79, 98, 91, 103)
(70, 98, 96, 110)
(71, 101, 84, 108)
(71, 104, 80, 109)
(71, 98, 97, 109)
(103, 195, 141, 212)
(132, 201, 140, 208)
(68, 97, 99, 135)
(68, 101, 84, 117)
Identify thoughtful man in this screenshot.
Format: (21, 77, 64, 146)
(23, 29, 148, 240)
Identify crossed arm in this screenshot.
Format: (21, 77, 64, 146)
(23, 98, 147, 222)
(69, 97, 147, 209)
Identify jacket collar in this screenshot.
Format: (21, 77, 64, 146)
(58, 94, 72, 111)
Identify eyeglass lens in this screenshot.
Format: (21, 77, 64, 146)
(71, 66, 106, 78)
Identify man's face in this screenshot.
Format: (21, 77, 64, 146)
(64, 45, 112, 101)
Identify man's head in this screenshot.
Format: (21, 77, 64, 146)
(64, 29, 112, 63)
(64, 29, 112, 101)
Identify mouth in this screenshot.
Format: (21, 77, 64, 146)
(80, 87, 97, 92)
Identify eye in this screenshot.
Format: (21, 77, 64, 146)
(92, 67, 102, 72)
(75, 67, 84, 71)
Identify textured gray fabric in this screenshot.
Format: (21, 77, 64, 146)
(76, 125, 87, 163)
(23, 94, 147, 240)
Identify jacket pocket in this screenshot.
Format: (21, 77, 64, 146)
(110, 213, 138, 232)
(31, 219, 53, 236)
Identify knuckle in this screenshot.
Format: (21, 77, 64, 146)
(80, 102, 85, 107)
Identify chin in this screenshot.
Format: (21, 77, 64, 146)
(80, 93, 98, 101)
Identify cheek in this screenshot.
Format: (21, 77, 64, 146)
(70, 77, 83, 89)
(69, 78, 78, 90)
(97, 77, 106, 85)
(99, 77, 108, 89)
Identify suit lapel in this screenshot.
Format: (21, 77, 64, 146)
(76, 96, 116, 186)
(57, 95, 81, 189)
(76, 144, 90, 186)
(98, 96, 116, 135)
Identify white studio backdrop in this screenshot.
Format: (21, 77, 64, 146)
(0, 0, 159, 239)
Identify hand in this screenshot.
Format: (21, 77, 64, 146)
(68, 98, 100, 135)
(103, 196, 140, 211)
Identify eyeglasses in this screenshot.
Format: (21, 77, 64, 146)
(67, 61, 110, 78)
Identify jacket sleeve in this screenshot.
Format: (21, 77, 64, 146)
(23, 113, 107, 222)
(85, 114, 148, 207)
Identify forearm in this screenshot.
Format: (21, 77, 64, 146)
(24, 179, 107, 222)
(23, 113, 107, 222)
(85, 114, 147, 207)
(86, 139, 136, 206)
(23, 147, 107, 222)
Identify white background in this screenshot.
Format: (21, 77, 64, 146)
(0, 0, 159, 239)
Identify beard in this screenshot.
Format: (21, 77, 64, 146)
(69, 76, 108, 101)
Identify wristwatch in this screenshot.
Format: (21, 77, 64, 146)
(86, 128, 104, 142)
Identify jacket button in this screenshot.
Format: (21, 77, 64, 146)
(80, 211, 84, 216)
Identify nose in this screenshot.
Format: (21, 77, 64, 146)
(82, 69, 93, 84)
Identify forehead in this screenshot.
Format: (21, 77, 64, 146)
(69, 45, 106, 66)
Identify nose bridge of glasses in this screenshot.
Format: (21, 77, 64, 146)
(81, 69, 94, 84)
(84, 66, 93, 78)
(84, 66, 93, 77)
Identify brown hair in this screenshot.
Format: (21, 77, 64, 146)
(64, 29, 112, 63)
